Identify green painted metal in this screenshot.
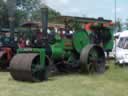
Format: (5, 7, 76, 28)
(89, 24, 114, 51)
(17, 48, 46, 68)
(51, 31, 90, 60)
(73, 30, 90, 53)
(103, 30, 114, 51)
(52, 44, 64, 60)
(63, 39, 73, 50)
(31, 57, 45, 81)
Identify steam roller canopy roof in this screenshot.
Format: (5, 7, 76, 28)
(73, 31, 90, 53)
(21, 22, 40, 28)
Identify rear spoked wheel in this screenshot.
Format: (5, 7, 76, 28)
(80, 44, 105, 74)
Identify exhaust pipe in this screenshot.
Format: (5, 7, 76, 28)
(41, 8, 52, 56)
(41, 8, 48, 39)
(7, 0, 16, 35)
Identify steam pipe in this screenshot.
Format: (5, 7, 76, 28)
(41, 8, 52, 56)
(7, 0, 16, 35)
(41, 8, 48, 42)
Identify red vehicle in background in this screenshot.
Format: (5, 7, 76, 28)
(0, 28, 17, 69)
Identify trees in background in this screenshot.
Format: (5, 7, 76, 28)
(16, 0, 61, 25)
(0, 0, 61, 28)
(125, 19, 128, 30)
(0, 0, 9, 28)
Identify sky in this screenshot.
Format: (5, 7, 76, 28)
(42, 0, 128, 22)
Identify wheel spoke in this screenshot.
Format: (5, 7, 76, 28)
(89, 63, 95, 73)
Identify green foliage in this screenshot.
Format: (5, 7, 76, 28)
(15, 10, 27, 27)
(0, 0, 61, 28)
(125, 18, 128, 30)
(31, 7, 61, 21)
(0, 0, 9, 28)
(48, 8, 61, 19)
(16, 0, 41, 18)
(16, 0, 61, 21)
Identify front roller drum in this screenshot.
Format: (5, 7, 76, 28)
(10, 53, 47, 82)
(80, 44, 105, 74)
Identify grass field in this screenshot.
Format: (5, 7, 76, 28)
(0, 61, 128, 96)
